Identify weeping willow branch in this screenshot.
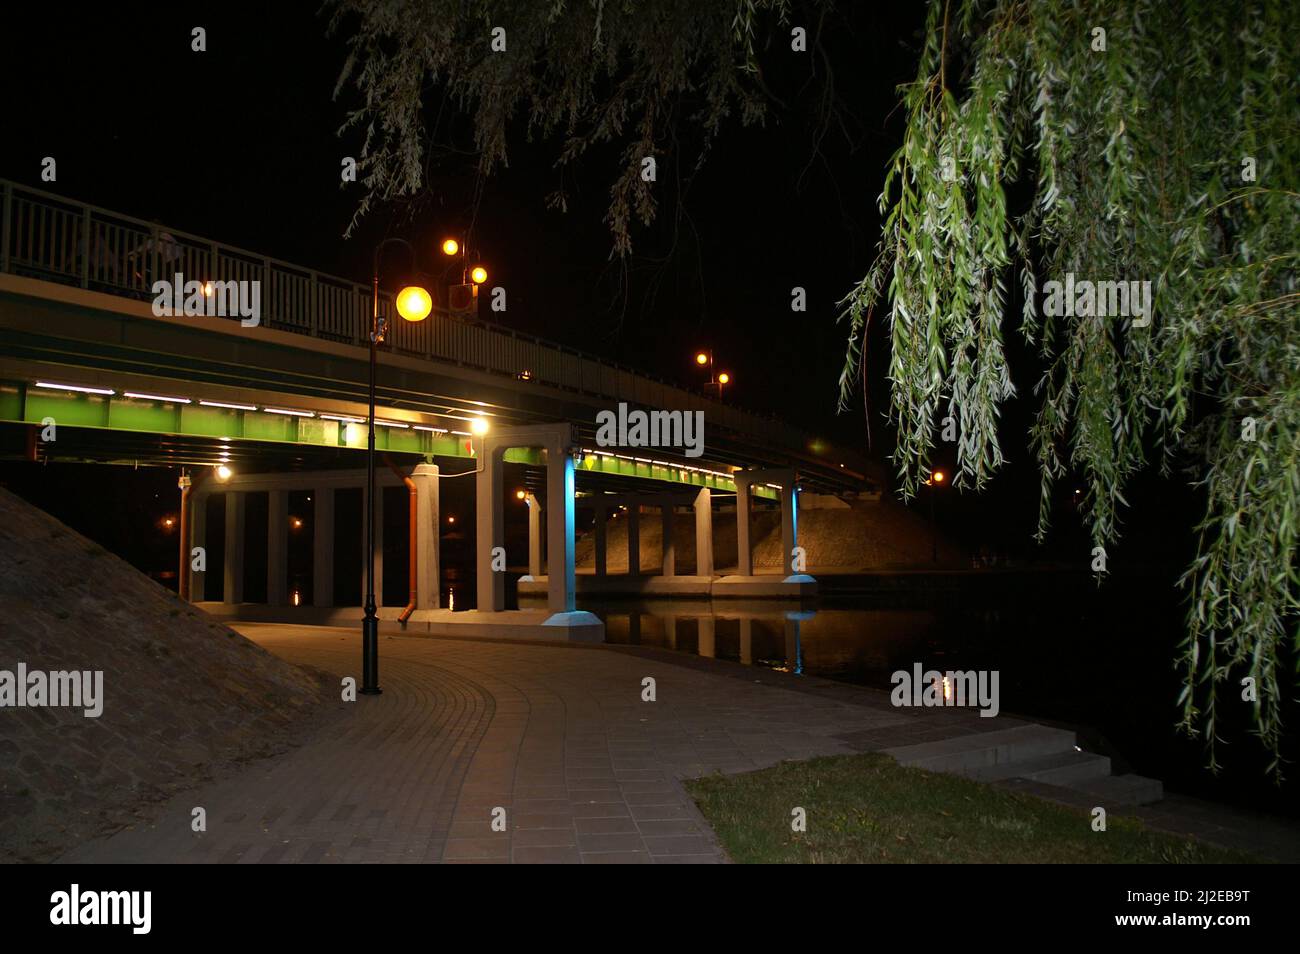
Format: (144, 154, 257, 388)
(836, 0, 1299, 776)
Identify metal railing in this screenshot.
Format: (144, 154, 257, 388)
(0, 178, 802, 447)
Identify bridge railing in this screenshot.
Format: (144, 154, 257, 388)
(0, 179, 802, 447)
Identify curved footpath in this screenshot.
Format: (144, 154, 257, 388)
(59, 625, 1300, 864)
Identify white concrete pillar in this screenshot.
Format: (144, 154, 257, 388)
(734, 479, 752, 575)
(525, 492, 542, 578)
(661, 499, 675, 577)
(476, 450, 505, 612)
(593, 503, 608, 577)
(662, 614, 678, 650)
(546, 450, 576, 612)
(781, 484, 798, 579)
(189, 493, 207, 601)
(224, 490, 245, 604)
(626, 504, 640, 576)
(738, 618, 753, 666)
(313, 488, 334, 607)
(411, 463, 440, 610)
(267, 489, 288, 606)
(694, 487, 713, 577)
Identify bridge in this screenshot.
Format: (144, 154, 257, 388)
(0, 179, 872, 638)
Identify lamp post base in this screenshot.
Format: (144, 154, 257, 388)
(361, 613, 381, 695)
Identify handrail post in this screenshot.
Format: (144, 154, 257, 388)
(309, 270, 319, 337)
(81, 207, 91, 287)
(1, 181, 11, 273)
(262, 258, 271, 329)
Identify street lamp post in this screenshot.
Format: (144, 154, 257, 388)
(693, 350, 732, 400)
(362, 237, 439, 696)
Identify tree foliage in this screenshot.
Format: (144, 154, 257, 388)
(837, 0, 1298, 775)
(328, 0, 795, 248)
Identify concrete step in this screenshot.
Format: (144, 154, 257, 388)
(964, 749, 1111, 786)
(1068, 772, 1164, 806)
(882, 724, 1077, 774)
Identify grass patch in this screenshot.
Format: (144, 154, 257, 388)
(684, 753, 1255, 864)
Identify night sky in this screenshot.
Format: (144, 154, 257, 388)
(1, 2, 920, 435)
(0, 1, 1200, 562)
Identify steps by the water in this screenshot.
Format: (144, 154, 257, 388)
(882, 724, 1163, 807)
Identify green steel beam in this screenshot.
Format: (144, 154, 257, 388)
(5, 380, 770, 493)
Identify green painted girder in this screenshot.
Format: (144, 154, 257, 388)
(3, 380, 774, 494)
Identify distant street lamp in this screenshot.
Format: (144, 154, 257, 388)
(692, 350, 732, 398)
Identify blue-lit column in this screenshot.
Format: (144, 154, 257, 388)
(546, 450, 575, 612)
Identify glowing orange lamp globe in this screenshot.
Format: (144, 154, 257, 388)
(396, 285, 432, 322)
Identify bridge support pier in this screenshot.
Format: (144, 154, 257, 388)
(593, 503, 608, 577)
(411, 463, 441, 609)
(224, 490, 245, 604)
(313, 488, 334, 607)
(694, 488, 713, 577)
(477, 423, 580, 616)
(188, 492, 206, 600)
(626, 504, 639, 576)
(734, 469, 805, 580)
(661, 497, 676, 577)
(734, 479, 752, 576)
(523, 492, 543, 579)
(267, 489, 288, 606)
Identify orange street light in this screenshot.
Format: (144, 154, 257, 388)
(933, 470, 946, 483)
(695, 352, 709, 366)
(470, 265, 488, 285)
(396, 285, 433, 322)
(718, 372, 730, 385)
(516, 489, 526, 500)
(442, 238, 460, 256)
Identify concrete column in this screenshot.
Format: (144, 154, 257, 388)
(694, 487, 713, 577)
(735, 479, 752, 575)
(738, 618, 753, 665)
(476, 450, 505, 612)
(189, 494, 207, 601)
(593, 503, 608, 577)
(267, 489, 288, 606)
(626, 504, 640, 576)
(525, 492, 542, 578)
(313, 488, 334, 608)
(223, 490, 245, 604)
(697, 616, 716, 659)
(411, 463, 440, 610)
(626, 611, 641, 645)
(661, 499, 675, 577)
(545, 450, 576, 612)
(781, 484, 798, 579)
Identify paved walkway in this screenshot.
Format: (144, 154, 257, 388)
(59, 625, 1300, 864)
(61, 625, 931, 863)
